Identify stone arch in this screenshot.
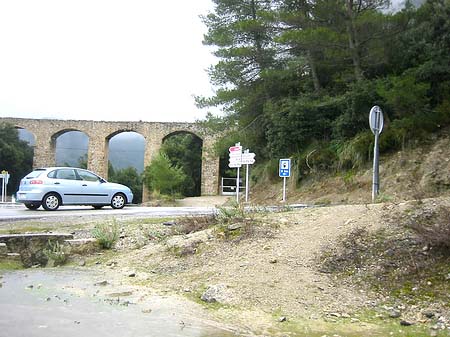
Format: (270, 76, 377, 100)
(0, 117, 221, 198)
(51, 129, 89, 168)
(162, 130, 204, 197)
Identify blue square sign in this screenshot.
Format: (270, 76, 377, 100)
(279, 159, 291, 177)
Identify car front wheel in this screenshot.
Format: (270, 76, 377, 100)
(25, 203, 41, 210)
(42, 193, 61, 211)
(111, 193, 126, 209)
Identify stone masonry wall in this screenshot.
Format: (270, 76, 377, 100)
(1, 117, 220, 199)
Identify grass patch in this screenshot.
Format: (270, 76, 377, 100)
(0, 259, 24, 270)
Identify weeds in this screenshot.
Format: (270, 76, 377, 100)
(402, 204, 450, 254)
(92, 219, 120, 249)
(43, 240, 68, 266)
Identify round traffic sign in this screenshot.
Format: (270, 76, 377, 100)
(369, 106, 384, 134)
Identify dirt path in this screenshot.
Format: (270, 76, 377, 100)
(92, 203, 391, 335)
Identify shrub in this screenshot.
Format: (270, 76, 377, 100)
(92, 220, 120, 249)
(43, 240, 68, 266)
(405, 205, 450, 254)
(143, 153, 188, 196)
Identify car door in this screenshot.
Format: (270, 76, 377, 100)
(51, 168, 82, 204)
(75, 169, 110, 204)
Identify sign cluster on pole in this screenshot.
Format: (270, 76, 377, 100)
(228, 143, 256, 202)
(1, 170, 10, 203)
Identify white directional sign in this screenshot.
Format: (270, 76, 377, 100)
(279, 159, 291, 177)
(228, 144, 242, 168)
(241, 152, 256, 165)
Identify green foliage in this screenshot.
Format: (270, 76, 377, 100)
(198, 0, 450, 173)
(143, 153, 188, 197)
(43, 240, 68, 266)
(0, 123, 33, 195)
(92, 220, 120, 249)
(160, 133, 202, 197)
(108, 166, 143, 203)
(376, 72, 430, 118)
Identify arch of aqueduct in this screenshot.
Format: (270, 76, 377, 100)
(0, 117, 220, 199)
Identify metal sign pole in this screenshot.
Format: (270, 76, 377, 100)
(236, 167, 240, 203)
(245, 164, 250, 202)
(282, 177, 286, 202)
(372, 130, 380, 202)
(1, 176, 4, 203)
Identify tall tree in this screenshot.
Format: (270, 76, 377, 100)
(198, 0, 279, 153)
(0, 123, 33, 195)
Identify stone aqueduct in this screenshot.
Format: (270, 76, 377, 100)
(0, 117, 220, 199)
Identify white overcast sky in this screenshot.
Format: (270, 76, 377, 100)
(0, 0, 217, 122)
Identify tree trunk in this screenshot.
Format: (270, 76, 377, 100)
(307, 49, 322, 92)
(345, 0, 364, 81)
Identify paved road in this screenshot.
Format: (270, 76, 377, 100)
(0, 204, 217, 222)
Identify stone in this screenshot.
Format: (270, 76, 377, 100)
(0, 243, 7, 256)
(163, 220, 177, 226)
(400, 320, 414, 326)
(200, 284, 232, 304)
(278, 316, 287, 322)
(227, 223, 242, 231)
(389, 310, 401, 318)
(423, 311, 435, 319)
(94, 280, 108, 286)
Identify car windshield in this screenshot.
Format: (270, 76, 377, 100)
(25, 169, 46, 179)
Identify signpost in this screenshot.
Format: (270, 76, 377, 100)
(279, 159, 291, 202)
(369, 106, 384, 202)
(228, 144, 256, 203)
(0, 170, 10, 203)
(229, 144, 242, 203)
(242, 150, 256, 202)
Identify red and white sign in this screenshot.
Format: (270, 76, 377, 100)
(229, 145, 242, 153)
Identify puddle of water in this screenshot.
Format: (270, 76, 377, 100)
(0, 269, 237, 337)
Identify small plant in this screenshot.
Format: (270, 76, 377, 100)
(92, 220, 120, 249)
(43, 240, 68, 266)
(216, 201, 246, 225)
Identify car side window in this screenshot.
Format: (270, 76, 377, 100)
(55, 169, 77, 180)
(77, 170, 100, 182)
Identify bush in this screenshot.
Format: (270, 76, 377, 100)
(92, 220, 120, 249)
(405, 205, 450, 254)
(43, 240, 68, 266)
(143, 153, 188, 196)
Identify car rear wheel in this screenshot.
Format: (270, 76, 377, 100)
(42, 193, 61, 211)
(25, 203, 41, 210)
(111, 193, 126, 209)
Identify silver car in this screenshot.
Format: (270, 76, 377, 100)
(16, 167, 134, 211)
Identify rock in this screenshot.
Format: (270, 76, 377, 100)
(389, 310, 401, 318)
(278, 316, 287, 322)
(227, 223, 242, 231)
(142, 308, 152, 314)
(0, 243, 7, 256)
(200, 284, 232, 304)
(163, 220, 177, 226)
(400, 320, 414, 326)
(78, 260, 86, 267)
(128, 272, 136, 277)
(423, 311, 435, 319)
(269, 258, 278, 264)
(94, 280, 108, 286)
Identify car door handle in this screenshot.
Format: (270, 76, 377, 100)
(82, 184, 87, 186)
(54, 182, 60, 185)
